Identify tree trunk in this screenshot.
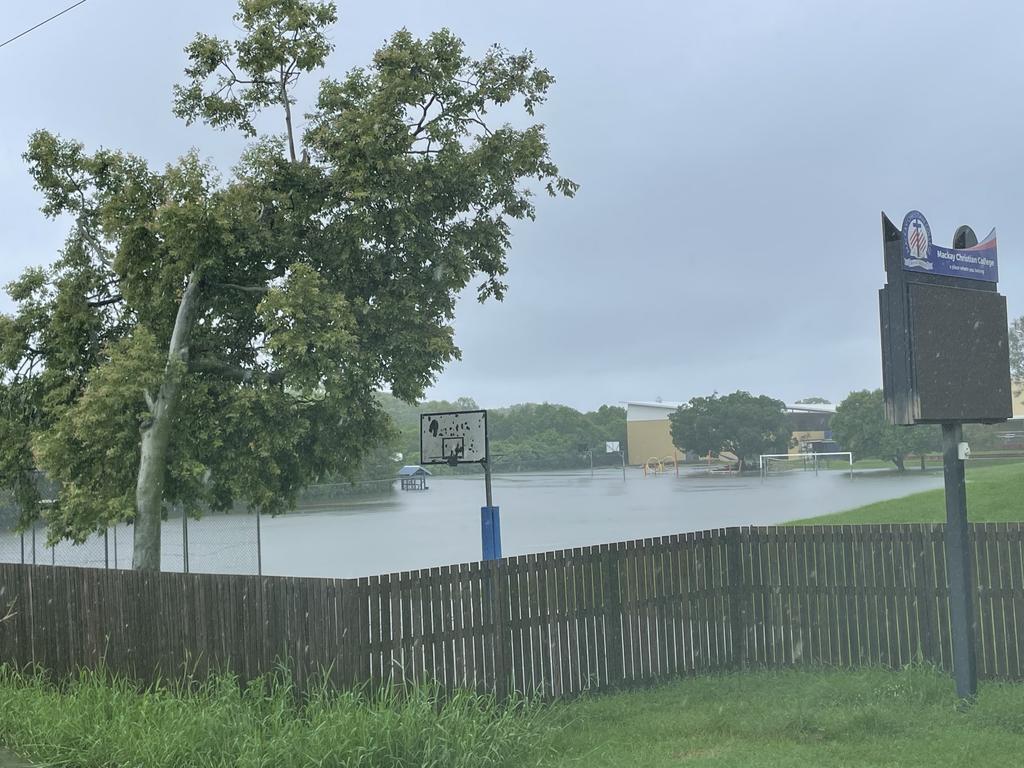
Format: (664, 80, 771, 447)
(133, 271, 202, 570)
(920, 454, 927, 471)
(893, 455, 906, 473)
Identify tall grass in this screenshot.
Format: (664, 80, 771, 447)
(0, 665, 554, 768)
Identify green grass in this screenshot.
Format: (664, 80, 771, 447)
(788, 461, 1024, 525)
(0, 667, 552, 768)
(545, 666, 1024, 767)
(5, 665, 1024, 767)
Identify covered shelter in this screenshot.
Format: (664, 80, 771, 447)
(397, 465, 431, 491)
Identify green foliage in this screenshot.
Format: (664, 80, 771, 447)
(831, 389, 938, 472)
(0, 666, 553, 768)
(378, 394, 480, 466)
(668, 391, 789, 468)
(256, 264, 357, 396)
(33, 330, 163, 541)
(0, 1, 573, 546)
(174, 1, 338, 140)
(490, 403, 627, 471)
(1010, 315, 1024, 382)
(377, 395, 627, 472)
(795, 396, 831, 404)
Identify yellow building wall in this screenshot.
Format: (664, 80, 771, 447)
(626, 420, 679, 466)
(627, 421, 835, 462)
(1013, 380, 1024, 419)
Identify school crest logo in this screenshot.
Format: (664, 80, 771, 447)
(902, 210, 933, 270)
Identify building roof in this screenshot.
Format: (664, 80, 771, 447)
(786, 403, 837, 414)
(398, 465, 432, 476)
(623, 399, 836, 415)
(622, 400, 686, 409)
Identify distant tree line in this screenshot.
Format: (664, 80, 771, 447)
(377, 394, 627, 473)
(667, 386, 1018, 474)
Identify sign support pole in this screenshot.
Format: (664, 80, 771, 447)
(481, 431, 501, 561)
(942, 422, 977, 700)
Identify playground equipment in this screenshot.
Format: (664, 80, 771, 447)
(643, 451, 680, 477)
(686, 451, 740, 476)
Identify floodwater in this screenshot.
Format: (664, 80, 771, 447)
(0, 467, 944, 579)
(261, 466, 943, 578)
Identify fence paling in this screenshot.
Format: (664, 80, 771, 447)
(4, 524, 1024, 699)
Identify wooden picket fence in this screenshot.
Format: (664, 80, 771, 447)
(2, 523, 1024, 698)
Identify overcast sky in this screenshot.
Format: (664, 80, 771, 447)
(3, 0, 1023, 412)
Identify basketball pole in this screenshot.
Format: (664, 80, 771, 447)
(480, 428, 501, 561)
(484, 430, 493, 507)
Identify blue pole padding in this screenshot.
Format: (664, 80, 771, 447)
(481, 506, 502, 561)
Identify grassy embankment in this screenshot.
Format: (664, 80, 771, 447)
(788, 461, 1024, 525)
(4, 666, 1024, 767)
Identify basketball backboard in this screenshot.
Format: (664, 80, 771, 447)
(420, 410, 488, 465)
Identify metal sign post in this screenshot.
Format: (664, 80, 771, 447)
(942, 423, 976, 698)
(879, 211, 1010, 701)
(421, 409, 501, 561)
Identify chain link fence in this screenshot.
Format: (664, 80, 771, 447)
(0, 512, 261, 575)
(0, 478, 396, 575)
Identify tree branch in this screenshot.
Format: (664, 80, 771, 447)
(190, 357, 286, 385)
(86, 294, 123, 308)
(211, 282, 270, 294)
(411, 94, 437, 135)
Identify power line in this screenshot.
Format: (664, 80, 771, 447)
(0, 0, 91, 51)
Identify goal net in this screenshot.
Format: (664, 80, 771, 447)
(759, 452, 853, 478)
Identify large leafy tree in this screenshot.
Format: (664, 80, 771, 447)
(669, 391, 789, 470)
(831, 389, 938, 472)
(0, 0, 575, 569)
(1010, 316, 1024, 383)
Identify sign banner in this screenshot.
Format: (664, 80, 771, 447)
(902, 210, 997, 283)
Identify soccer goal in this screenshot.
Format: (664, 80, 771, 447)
(759, 452, 853, 479)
